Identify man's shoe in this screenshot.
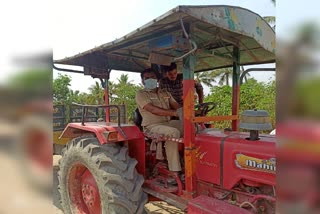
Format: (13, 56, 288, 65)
(180, 173, 185, 182)
(167, 177, 177, 185)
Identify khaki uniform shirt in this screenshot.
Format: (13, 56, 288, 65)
(135, 88, 176, 127)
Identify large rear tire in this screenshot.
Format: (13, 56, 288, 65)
(58, 136, 147, 214)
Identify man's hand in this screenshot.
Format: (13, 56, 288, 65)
(144, 103, 179, 117)
(195, 109, 203, 116)
(171, 109, 179, 117)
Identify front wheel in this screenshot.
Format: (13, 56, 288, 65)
(58, 136, 147, 214)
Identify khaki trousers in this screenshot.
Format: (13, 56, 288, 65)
(145, 120, 183, 172)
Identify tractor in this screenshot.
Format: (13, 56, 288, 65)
(54, 5, 276, 213)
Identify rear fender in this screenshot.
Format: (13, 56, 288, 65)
(59, 123, 107, 145)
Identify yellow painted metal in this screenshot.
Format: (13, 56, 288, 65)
(53, 131, 70, 145)
(193, 115, 238, 123)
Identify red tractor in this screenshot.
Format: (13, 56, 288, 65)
(54, 5, 276, 213)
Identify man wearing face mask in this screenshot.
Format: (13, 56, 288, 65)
(135, 68, 183, 173)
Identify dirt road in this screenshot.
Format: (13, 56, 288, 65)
(0, 141, 62, 214)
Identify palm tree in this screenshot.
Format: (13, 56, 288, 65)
(263, 16, 275, 30)
(108, 80, 116, 103)
(194, 71, 216, 87)
(112, 74, 134, 105)
(211, 67, 251, 86)
(87, 81, 104, 104)
(211, 68, 232, 86)
(69, 90, 80, 103)
(117, 74, 133, 86)
(264, 0, 275, 30)
(240, 66, 251, 84)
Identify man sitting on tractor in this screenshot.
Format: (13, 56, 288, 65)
(135, 68, 183, 173)
(160, 62, 204, 106)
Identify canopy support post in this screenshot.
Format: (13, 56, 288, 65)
(232, 46, 240, 131)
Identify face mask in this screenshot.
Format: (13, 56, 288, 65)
(144, 78, 158, 90)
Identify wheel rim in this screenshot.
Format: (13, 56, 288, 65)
(68, 163, 101, 214)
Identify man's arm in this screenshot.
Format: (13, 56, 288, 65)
(136, 90, 178, 117)
(165, 89, 180, 109)
(143, 103, 178, 117)
(195, 81, 204, 104)
(169, 96, 180, 110)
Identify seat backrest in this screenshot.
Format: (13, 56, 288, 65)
(133, 108, 143, 131)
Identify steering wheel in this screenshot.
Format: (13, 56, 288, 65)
(195, 102, 217, 116)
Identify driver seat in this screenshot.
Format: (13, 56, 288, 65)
(133, 108, 143, 131)
(133, 108, 183, 143)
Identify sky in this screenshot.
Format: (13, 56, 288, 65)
(0, 0, 319, 93)
(0, 0, 50, 80)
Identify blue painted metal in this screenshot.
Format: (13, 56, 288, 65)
(148, 35, 189, 51)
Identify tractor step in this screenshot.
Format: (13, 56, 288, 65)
(144, 177, 179, 193)
(144, 201, 185, 214)
(188, 195, 252, 214)
(143, 186, 188, 211)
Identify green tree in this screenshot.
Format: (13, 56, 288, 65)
(108, 80, 116, 103)
(195, 71, 216, 87)
(214, 68, 232, 86)
(53, 74, 72, 104)
(69, 90, 89, 104)
(205, 79, 275, 130)
(112, 82, 142, 122)
(81, 75, 141, 122)
(87, 81, 104, 105)
(211, 67, 251, 86)
(264, 0, 275, 29)
(105, 74, 142, 121)
(240, 66, 251, 84)
(53, 73, 143, 123)
(263, 16, 275, 30)
(117, 74, 133, 86)
(8, 69, 52, 93)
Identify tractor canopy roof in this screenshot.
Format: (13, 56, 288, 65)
(54, 5, 275, 74)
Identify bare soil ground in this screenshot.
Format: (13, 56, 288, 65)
(0, 142, 62, 214)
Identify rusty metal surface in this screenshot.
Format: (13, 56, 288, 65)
(182, 6, 275, 54)
(54, 5, 275, 74)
